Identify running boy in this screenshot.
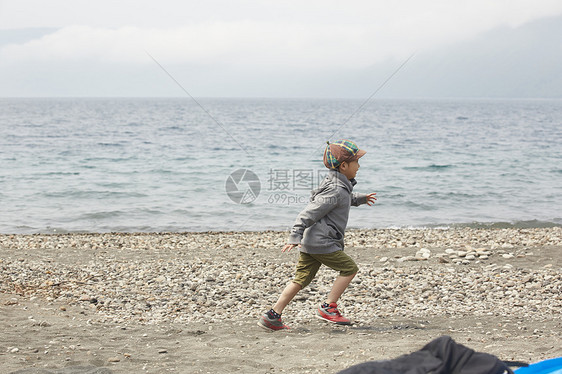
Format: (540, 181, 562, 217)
(258, 139, 377, 331)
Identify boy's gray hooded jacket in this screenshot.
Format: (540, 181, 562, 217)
(287, 170, 368, 254)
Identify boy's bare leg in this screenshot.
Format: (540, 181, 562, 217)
(272, 282, 302, 314)
(326, 273, 356, 304)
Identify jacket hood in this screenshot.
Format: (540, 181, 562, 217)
(311, 170, 356, 199)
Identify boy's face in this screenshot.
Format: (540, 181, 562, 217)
(339, 160, 360, 180)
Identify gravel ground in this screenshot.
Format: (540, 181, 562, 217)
(1, 228, 561, 373)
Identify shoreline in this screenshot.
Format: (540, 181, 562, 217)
(2, 218, 561, 236)
(2, 226, 561, 250)
(1, 228, 561, 373)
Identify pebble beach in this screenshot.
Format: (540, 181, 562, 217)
(1, 228, 561, 373)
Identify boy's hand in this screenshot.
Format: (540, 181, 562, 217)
(282, 244, 299, 252)
(366, 193, 377, 206)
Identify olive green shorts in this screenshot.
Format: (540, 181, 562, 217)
(293, 251, 359, 288)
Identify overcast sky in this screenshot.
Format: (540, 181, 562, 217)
(1, 0, 562, 97)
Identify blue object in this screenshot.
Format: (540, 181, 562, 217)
(515, 357, 562, 374)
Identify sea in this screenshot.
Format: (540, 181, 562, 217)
(1, 97, 561, 234)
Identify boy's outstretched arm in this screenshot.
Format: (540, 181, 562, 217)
(351, 192, 377, 206)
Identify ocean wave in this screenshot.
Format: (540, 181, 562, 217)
(428, 220, 562, 229)
(403, 164, 453, 171)
(36, 171, 80, 176)
(402, 200, 439, 210)
(40, 190, 148, 199)
(97, 142, 126, 147)
(77, 211, 127, 220)
(6, 220, 562, 234)
(82, 156, 138, 163)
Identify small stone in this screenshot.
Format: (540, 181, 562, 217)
(108, 357, 121, 362)
(521, 275, 533, 283)
(399, 256, 416, 262)
(415, 248, 431, 259)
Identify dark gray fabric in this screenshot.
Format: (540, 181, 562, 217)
(337, 336, 514, 374)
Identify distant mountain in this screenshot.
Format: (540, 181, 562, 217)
(379, 14, 562, 98)
(0, 16, 560, 98)
(0, 28, 58, 47)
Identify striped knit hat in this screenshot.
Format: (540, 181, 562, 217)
(323, 139, 366, 170)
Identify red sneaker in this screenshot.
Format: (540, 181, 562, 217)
(316, 303, 351, 325)
(258, 311, 290, 331)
